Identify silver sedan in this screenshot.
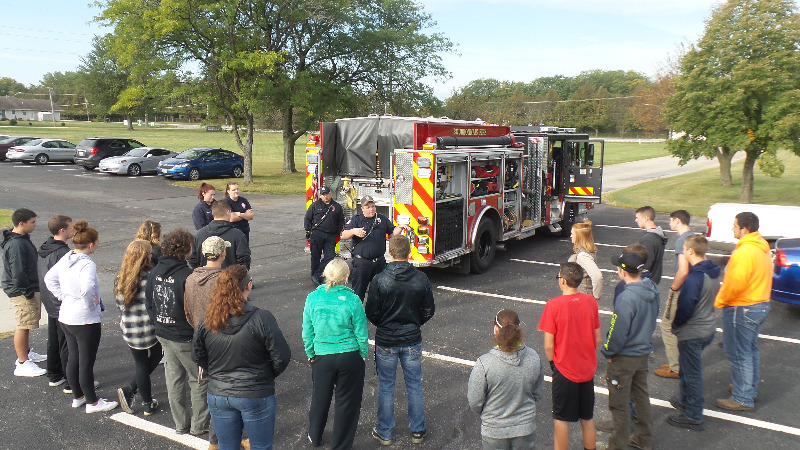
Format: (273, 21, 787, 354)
(98, 147, 178, 176)
(5, 138, 76, 164)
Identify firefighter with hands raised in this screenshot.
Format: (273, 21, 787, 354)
(341, 195, 408, 300)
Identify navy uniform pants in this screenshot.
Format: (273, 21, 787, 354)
(351, 257, 386, 300)
(309, 230, 338, 281)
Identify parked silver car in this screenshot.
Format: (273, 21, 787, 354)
(5, 138, 76, 164)
(98, 147, 178, 176)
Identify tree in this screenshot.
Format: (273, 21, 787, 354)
(0, 77, 27, 97)
(78, 35, 130, 123)
(665, 0, 800, 202)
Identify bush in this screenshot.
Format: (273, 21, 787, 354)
(61, 122, 65, 127)
(28, 122, 32, 126)
(8, 119, 17, 126)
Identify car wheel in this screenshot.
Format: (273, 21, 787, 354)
(189, 167, 201, 181)
(127, 164, 141, 176)
(232, 165, 243, 178)
(82, 165, 94, 171)
(35, 154, 49, 164)
(470, 217, 497, 273)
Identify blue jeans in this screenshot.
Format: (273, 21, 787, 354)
(375, 344, 426, 439)
(722, 303, 770, 407)
(677, 334, 715, 421)
(207, 393, 276, 450)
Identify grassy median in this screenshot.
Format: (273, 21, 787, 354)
(0, 208, 12, 227)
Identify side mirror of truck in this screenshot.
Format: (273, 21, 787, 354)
(586, 144, 595, 166)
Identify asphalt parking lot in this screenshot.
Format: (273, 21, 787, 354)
(1, 161, 799, 449)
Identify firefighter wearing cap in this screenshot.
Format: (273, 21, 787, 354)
(304, 186, 345, 285)
(341, 195, 407, 300)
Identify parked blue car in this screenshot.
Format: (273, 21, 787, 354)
(157, 147, 244, 181)
(772, 238, 800, 306)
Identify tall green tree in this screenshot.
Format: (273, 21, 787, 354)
(665, 0, 800, 202)
(78, 35, 130, 123)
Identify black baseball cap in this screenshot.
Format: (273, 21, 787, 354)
(611, 252, 645, 274)
(319, 186, 331, 195)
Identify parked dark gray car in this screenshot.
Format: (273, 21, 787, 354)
(73, 137, 145, 170)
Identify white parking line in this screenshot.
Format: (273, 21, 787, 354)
(376, 339, 800, 437)
(509, 258, 675, 281)
(437, 286, 800, 345)
(110, 412, 208, 449)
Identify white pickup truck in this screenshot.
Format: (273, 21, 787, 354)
(706, 203, 800, 251)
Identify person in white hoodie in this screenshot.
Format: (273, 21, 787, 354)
(44, 220, 118, 414)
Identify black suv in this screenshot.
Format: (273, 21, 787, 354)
(73, 137, 145, 170)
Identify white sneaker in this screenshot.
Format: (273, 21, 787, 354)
(86, 398, 119, 414)
(14, 359, 46, 377)
(28, 350, 47, 363)
(72, 397, 87, 408)
(49, 378, 67, 387)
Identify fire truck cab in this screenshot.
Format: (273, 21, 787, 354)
(305, 115, 603, 273)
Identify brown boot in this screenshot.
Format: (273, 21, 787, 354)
(654, 367, 679, 378)
(716, 397, 753, 411)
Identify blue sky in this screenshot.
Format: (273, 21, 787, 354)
(2, 0, 722, 99)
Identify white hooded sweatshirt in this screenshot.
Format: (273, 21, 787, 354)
(44, 251, 103, 325)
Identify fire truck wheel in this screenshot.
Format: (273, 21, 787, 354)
(470, 218, 497, 273)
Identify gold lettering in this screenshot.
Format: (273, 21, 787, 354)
(452, 128, 487, 136)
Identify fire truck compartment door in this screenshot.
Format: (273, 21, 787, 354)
(563, 140, 603, 203)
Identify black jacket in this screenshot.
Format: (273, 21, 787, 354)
(189, 220, 251, 269)
(639, 227, 668, 284)
(304, 199, 345, 235)
(365, 261, 435, 347)
(193, 303, 291, 398)
(145, 257, 194, 342)
(37, 237, 70, 317)
(1, 229, 39, 298)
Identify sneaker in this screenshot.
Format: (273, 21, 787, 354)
(118, 386, 135, 414)
(654, 367, 680, 378)
(240, 439, 250, 450)
(371, 427, 392, 446)
(72, 397, 87, 408)
(14, 359, 46, 377)
(411, 429, 426, 444)
(63, 380, 99, 394)
(143, 399, 159, 416)
(49, 378, 67, 387)
(667, 413, 705, 431)
(86, 398, 119, 414)
(716, 397, 753, 412)
(28, 350, 47, 363)
(307, 432, 319, 447)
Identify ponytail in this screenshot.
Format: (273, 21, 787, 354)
(492, 309, 524, 352)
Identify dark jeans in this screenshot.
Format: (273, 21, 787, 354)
(605, 354, 652, 450)
(677, 334, 715, 421)
(309, 230, 337, 279)
(308, 351, 365, 450)
(62, 322, 102, 404)
(127, 342, 163, 403)
(350, 257, 386, 300)
(46, 317, 69, 383)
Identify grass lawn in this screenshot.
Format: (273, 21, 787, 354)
(605, 151, 800, 216)
(0, 121, 307, 195)
(0, 208, 12, 227)
(602, 141, 668, 165)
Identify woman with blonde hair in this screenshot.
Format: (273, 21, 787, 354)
(136, 220, 162, 265)
(303, 258, 368, 449)
(44, 220, 118, 413)
(468, 309, 545, 449)
(115, 239, 161, 416)
(569, 221, 603, 299)
(193, 265, 290, 450)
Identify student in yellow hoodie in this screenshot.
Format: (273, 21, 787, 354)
(714, 212, 772, 412)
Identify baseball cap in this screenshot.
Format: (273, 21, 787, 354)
(202, 236, 231, 258)
(319, 186, 331, 195)
(361, 195, 375, 205)
(611, 252, 645, 274)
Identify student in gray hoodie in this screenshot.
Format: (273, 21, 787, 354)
(468, 309, 545, 449)
(602, 252, 660, 450)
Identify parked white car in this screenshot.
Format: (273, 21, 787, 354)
(5, 138, 76, 164)
(98, 147, 177, 176)
(706, 202, 800, 250)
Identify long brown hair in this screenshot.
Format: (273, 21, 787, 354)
(493, 309, 525, 352)
(136, 220, 162, 246)
(572, 221, 597, 253)
(114, 240, 153, 308)
(205, 265, 248, 333)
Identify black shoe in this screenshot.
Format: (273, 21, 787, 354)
(143, 399, 158, 416)
(667, 413, 705, 431)
(669, 396, 685, 411)
(411, 429, 426, 444)
(310, 275, 321, 286)
(117, 386, 135, 414)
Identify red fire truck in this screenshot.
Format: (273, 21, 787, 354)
(305, 115, 604, 272)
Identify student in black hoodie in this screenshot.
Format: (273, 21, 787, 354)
(37, 215, 73, 388)
(145, 228, 209, 436)
(634, 206, 668, 285)
(189, 200, 250, 270)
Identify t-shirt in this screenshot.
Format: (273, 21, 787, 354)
(674, 230, 693, 272)
(226, 196, 252, 236)
(537, 292, 600, 383)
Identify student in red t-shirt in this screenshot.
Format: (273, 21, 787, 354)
(538, 262, 601, 450)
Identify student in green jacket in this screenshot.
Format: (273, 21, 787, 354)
(303, 258, 369, 449)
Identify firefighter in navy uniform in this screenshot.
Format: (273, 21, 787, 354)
(341, 195, 407, 300)
(304, 186, 345, 285)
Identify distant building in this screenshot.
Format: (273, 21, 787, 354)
(0, 97, 63, 121)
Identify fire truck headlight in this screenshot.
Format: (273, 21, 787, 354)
(417, 236, 429, 245)
(417, 157, 431, 168)
(417, 225, 429, 235)
(417, 245, 429, 254)
(417, 216, 429, 225)
(306, 154, 318, 163)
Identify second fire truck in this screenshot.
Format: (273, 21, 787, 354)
(305, 115, 604, 273)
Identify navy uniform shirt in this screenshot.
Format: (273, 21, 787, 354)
(345, 213, 395, 259)
(226, 196, 252, 235)
(304, 199, 345, 235)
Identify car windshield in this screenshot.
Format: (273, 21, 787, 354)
(124, 148, 149, 157)
(0, 137, 17, 144)
(176, 149, 207, 160)
(25, 139, 45, 146)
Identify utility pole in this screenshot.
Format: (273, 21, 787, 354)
(84, 94, 91, 122)
(46, 87, 56, 127)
